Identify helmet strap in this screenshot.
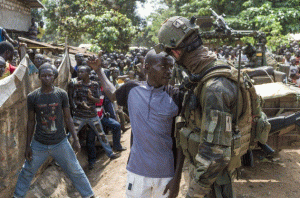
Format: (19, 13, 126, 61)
(184, 34, 203, 53)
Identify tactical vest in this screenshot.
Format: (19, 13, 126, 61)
(175, 62, 270, 171)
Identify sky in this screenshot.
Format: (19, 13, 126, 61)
(136, 0, 167, 19)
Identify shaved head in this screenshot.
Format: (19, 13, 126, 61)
(145, 49, 174, 67)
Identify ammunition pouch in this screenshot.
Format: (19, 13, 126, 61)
(254, 112, 271, 144)
(178, 127, 200, 164)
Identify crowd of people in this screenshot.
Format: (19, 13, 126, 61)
(1, 16, 300, 198)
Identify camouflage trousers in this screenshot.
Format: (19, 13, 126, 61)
(186, 164, 234, 198)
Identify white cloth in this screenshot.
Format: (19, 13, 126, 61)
(126, 171, 172, 198)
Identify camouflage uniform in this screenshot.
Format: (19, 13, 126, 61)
(178, 67, 241, 198)
(155, 16, 269, 198)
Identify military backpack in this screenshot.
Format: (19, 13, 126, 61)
(175, 61, 271, 171)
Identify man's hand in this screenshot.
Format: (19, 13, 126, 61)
(88, 55, 102, 71)
(163, 178, 180, 198)
(87, 89, 93, 100)
(12, 40, 19, 46)
(25, 146, 33, 161)
(18, 42, 27, 48)
(81, 101, 91, 110)
(73, 139, 81, 153)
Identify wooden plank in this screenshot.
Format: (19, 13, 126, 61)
(18, 37, 96, 56)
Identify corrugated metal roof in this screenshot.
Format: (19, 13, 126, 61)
(20, 0, 45, 9)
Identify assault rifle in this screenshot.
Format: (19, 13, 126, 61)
(199, 9, 267, 67)
(210, 8, 232, 35)
(268, 112, 300, 135)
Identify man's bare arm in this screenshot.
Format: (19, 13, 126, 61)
(163, 147, 185, 198)
(2, 29, 17, 45)
(25, 110, 35, 161)
(63, 107, 81, 152)
(87, 56, 117, 102)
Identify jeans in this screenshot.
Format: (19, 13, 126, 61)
(86, 127, 97, 164)
(101, 117, 122, 150)
(14, 138, 94, 198)
(73, 116, 113, 157)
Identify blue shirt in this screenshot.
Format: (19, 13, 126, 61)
(116, 81, 182, 178)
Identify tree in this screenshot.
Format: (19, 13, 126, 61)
(83, 10, 137, 52)
(145, 0, 300, 49)
(41, 0, 142, 51)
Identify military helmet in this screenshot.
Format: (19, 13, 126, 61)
(155, 16, 199, 54)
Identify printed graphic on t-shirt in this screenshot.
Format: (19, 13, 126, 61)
(38, 102, 58, 134)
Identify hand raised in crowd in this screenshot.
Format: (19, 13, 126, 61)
(87, 52, 102, 71)
(163, 178, 180, 198)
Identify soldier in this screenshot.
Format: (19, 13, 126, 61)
(154, 16, 270, 198)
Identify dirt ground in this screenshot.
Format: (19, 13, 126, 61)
(27, 128, 300, 198)
(86, 129, 300, 198)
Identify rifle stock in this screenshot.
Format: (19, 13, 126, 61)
(268, 112, 300, 135)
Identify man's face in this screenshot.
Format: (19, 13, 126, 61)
(5, 50, 14, 62)
(147, 56, 174, 87)
(77, 67, 89, 80)
(75, 54, 84, 64)
(291, 59, 297, 65)
(128, 70, 135, 79)
(119, 61, 125, 68)
(39, 68, 54, 86)
(170, 49, 184, 62)
(34, 54, 45, 68)
(0, 61, 6, 77)
(54, 59, 62, 68)
(112, 69, 120, 79)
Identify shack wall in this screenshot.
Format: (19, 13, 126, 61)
(0, 0, 31, 32)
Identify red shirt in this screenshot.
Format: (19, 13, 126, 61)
(95, 86, 105, 119)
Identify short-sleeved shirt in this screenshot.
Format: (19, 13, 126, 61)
(116, 81, 183, 178)
(37, 27, 45, 39)
(27, 87, 69, 145)
(0, 63, 16, 80)
(69, 79, 101, 118)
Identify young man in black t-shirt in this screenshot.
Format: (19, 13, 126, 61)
(13, 63, 96, 198)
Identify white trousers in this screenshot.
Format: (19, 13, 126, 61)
(126, 171, 173, 198)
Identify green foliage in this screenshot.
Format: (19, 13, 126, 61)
(145, 0, 300, 49)
(83, 10, 137, 52)
(41, 0, 142, 51)
(31, 9, 43, 22)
